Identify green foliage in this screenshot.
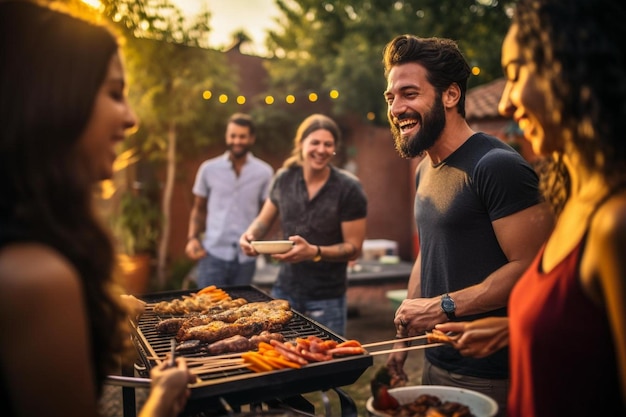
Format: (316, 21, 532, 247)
(100, 0, 239, 159)
(98, 0, 242, 286)
(266, 0, 516, 125)
(250, 105, 302, 156)
(122, 36, 238, 161)
(113, 190, 161, 256)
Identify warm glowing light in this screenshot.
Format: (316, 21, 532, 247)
(329, 89, 339, 99)
(471, 66, 481, 76)
(218, 94, 228, 103)
(236, 95, 246, 105)
(286, 95, 296, 104)
(308, 93, 318, 102)
(367, 112, 376, 121)
(202, 91, 212, 100)
(81, 0, 101, 8)
(265, 96, 275, 105)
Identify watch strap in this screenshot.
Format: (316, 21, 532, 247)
(312, 245, 322, 262)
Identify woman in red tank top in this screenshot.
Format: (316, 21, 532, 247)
(436, 0, 626, 415)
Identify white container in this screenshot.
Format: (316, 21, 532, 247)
(361, 239, 398, 261)
(250, 240, 294, 254)
(366, 385, 498, 417)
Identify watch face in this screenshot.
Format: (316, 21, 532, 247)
(441, 296, 455, 312)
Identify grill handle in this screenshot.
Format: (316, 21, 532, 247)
(105, 375, 151, 388)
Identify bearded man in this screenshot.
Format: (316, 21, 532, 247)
(382, 35, 554, 417)
(186, 113, 274, 287)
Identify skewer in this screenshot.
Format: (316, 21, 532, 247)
(187, 358, 244, 368)
(361, 334, 430, 348)
(369, 342, 445, 355)
(190, 363, 249, 374)
(147, 351, 245, 362)
(184, 356, 243, 364)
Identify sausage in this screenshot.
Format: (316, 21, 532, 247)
(269, 340, 309, 365)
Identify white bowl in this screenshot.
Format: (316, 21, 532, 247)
(250, 240, 294, 254)
(366, 385, 498, 417)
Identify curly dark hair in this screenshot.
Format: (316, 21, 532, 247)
(514, 0, 626, 213)
(382, 35, 472, 118)
(0, 1, 131, 394)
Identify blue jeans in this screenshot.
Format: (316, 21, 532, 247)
(271, 285, 347, 336)
(196, 253, 256, 288)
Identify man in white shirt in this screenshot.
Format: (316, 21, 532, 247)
(185, 113, 274, 287)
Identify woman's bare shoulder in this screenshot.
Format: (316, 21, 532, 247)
(593, 193, 626, 239)
(0, 243, 82, 313)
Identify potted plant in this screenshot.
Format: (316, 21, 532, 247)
(113, 189, 161, 295)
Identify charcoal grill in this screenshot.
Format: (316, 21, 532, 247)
(108, 285, 372, 417)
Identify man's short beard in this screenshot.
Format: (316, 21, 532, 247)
(228, 144, 250, 159)
(390, 93, 446, 159)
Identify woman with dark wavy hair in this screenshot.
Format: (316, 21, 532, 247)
(0, 2, 195, 416)
(436, 0, 626, 415)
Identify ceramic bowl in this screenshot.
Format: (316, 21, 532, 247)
(366, 385, 498, 417)
(250, 240, 294, 254)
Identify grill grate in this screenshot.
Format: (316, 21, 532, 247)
(129, 285, 372, 412)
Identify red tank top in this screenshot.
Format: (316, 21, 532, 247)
(507, 240, 621, 416)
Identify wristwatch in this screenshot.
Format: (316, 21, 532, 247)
(440, 293, 456, 320)
(312, 245, 322, 262)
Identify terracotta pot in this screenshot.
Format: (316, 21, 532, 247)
(117, 253, 151, 295)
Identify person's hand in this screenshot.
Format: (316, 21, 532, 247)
(271, 235, 313, 263)
(140, 358, 197, 417)
(185, 237, 206, 260)
(239, 232, 259, 256)
(120, 294, 146, 320)
(435, 317, 510, 358)
(385, 345, 409, 387)
(393, 297, 442, 336)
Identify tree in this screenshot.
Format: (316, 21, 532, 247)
(100, 0, 239, 288)
(265, 0, 515, 124)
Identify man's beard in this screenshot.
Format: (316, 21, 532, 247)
(228, 143, 250, 159)
(390, 93, 446, 159)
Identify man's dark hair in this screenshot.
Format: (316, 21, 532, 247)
(383, 35, 471, 117)
(228, 112, 256, 136)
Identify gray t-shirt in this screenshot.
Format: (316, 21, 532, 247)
(416, 133, 542, 379)
(270, 165, 367, 300)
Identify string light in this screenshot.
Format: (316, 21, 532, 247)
(202, 89, 379, 123)
(202, 89, 340, 106)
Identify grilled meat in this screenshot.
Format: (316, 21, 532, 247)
(178, 308, 293, 343)
(154, 298, 249, 334)
(155, 317, 187, 334)
(174, 331, 285, 355)
(165, 299, 291, 337)
(152, 294, 247, 315)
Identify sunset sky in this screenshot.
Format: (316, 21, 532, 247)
(173, 0, 280, 55)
